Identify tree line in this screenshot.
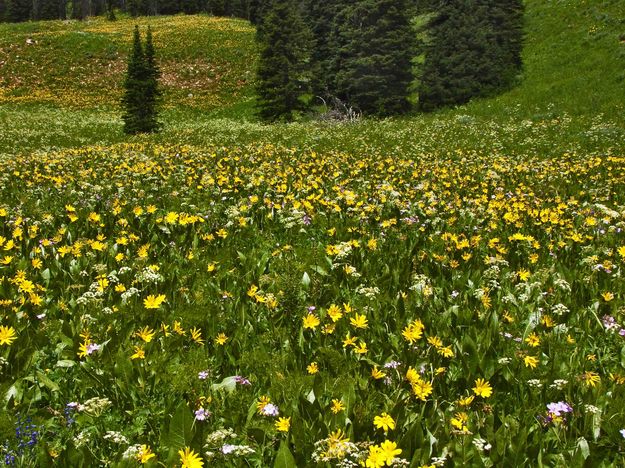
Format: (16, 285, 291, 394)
(0, 0, 259, 22)
(256, 0, 525, 119)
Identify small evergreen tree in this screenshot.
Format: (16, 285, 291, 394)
(255, 0, 311, 122)
(142, 26, 162, 131)
(335, 0, 416, 116)
(121, 25, 161, 134)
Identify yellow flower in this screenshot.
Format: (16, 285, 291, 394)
(0, 325, 17, 346)
(602, 291, 614, 302)
(457, 395, 474, 407)
(354, 341, 368, 354)
(412, 379, 433, 401)
(580, 371, 601, 387)
(215, 333, 228, 345)
(525, 332, 540, 347)
(365, 445, 386, 468)
(190, 327, 205, 345)
(275, 417, 291, 432)
(373, 412, 395, 432)
(131, 346, 145, 360)
(136, 445, 156, 464)
(402, 319, 424, 344)
(618, 245, 625, 258)
(472, 378, 493, 398)
(178, 447, 203, 468)
(144, 294, 166, 309)
(303, 314, 320, 330)
(371, 366, 386, 380)
(524, 355, 539, 369)
(427, 336, 442, 348)
(450, 412, 469, 432)
(135, 326, 155, 343)
(517, 269, 530, 281)
(437, 346, 454, 358)
(342, 333, 357, 348)
(307, 362, 319, 374)
(330, 399, 345, 414)
(379, 440, 402, 465)
(350, 313, 368, 329)
(327, 304, 343, 322)
(256, 396, 271, 414)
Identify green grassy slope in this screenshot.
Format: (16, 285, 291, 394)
(0, 0, 623, 155)
(0, 15, 257, 110)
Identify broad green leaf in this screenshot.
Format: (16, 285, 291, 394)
(273, 440, 296, 468)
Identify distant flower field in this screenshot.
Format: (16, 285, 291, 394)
(1, 143, 625, 466)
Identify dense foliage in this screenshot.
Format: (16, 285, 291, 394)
(255, 0, 310, 122)
(1, 141, 625, 465)
(418, 0, 524, 111)
(333, 0, 416, 116)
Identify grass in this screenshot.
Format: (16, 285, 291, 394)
(1, 2, 625, 465)
(0, 0, 623, 156)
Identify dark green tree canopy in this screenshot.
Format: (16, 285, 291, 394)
(255, 0, 312, 122)
(418, 0, 524, 111)
(334, 0, 416, 116)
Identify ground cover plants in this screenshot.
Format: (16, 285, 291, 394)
(1, 142, 625, 466)
(1, 0, 625, 465)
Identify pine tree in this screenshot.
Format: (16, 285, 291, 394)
(142, 26, 162, 132)
(418, 0, 524, 111)
(302, 0, 337, 100)
(6, 0, 31, 22)
(255, 0, 312, 122)
(334, 0, 416, 116)
(121, 26, 161, 134)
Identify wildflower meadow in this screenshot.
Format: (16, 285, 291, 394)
(1, 142, 625, 466)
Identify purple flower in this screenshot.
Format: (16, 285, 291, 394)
(384, 360, 401, 369)
(194, 408, 210, 421)
(260, 403, 279, 417)
(234, 376, 251, 386)
(86, 343, 101, 355)
(547, 401, 573, 417)
(620, 429, 625, 438)
(198, 371, 209, 380)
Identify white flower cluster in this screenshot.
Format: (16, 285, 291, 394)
(472, 437, 492, 452)
(121, 287, 141, 303)
(103, 431, 128, 444)
(550, 379, 568, 390)
(122, 444, 142, 460)
(136, 267, 163, 284)
(81, 397, 112, 416)
(551, 303, 569, 316)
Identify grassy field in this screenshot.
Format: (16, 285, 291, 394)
(1, 0, 625, 466)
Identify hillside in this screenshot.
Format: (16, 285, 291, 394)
(2, 2, 625, 466)
(0, 15, 257, 110)
(0, 0, 623, 156)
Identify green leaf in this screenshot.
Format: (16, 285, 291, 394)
(301, 271, 311, 288)
(168, 402, 194, 449)
(273, 440, 296, 468)
(36, 371, 60, 392)
(211, 376, 237, 393)
(55, 359, 76, 368)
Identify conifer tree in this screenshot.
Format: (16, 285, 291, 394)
(6, 0, 31, 22)
(121, 26, 161, 134)
(142, 26, 162, 132)
(302, 0, 337, 100)
(418, 0, 524, 111)
(255, 0, 311, 122)
(334, 0, 416, 116)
